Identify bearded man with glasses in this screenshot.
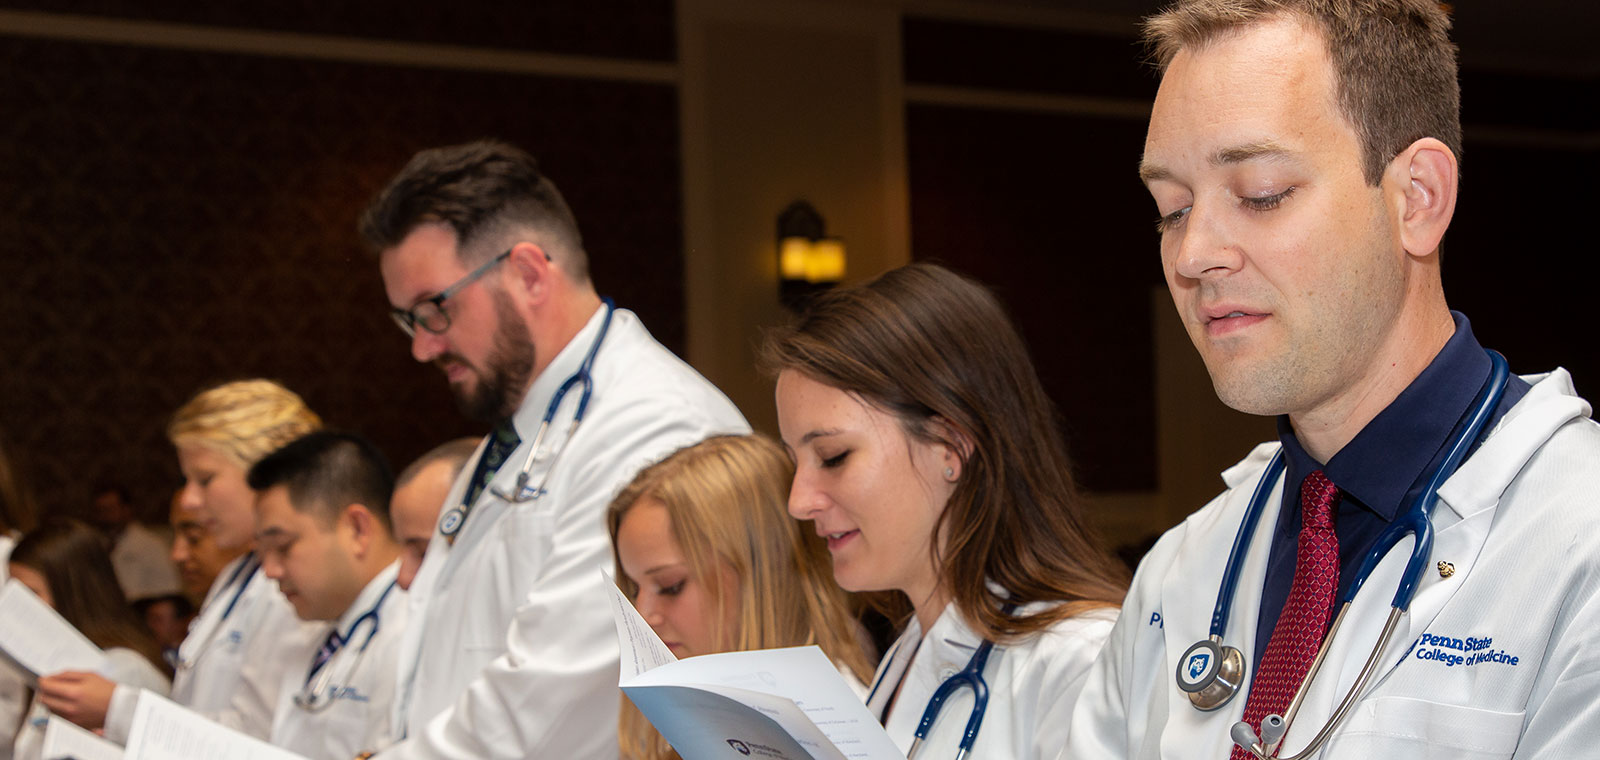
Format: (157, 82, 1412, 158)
(358, 139, 748, 760)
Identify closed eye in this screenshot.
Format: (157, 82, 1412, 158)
(1241, 187, 1295, 212)
(820, 450, 851, 468)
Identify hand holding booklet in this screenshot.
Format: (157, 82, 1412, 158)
(0, 579, 109, 681)
(605, 572, 906, 760)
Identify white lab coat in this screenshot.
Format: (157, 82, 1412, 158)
(869, 601, 1116, 760)
(13, 648, 169, 760)
(380, 307, 749, 760)
(0, 535, 23, 760)
(1064, 369, 1600, 760)
(104, 553, 320, 743)
(270, 563, 407, 760)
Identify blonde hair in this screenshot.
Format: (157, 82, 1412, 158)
(607, 435, 871, 760)
(167, 380, 324, 469)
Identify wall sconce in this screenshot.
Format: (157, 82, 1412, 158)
(777, 200, 845, 309)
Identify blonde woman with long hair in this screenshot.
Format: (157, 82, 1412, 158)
(37, 379, 323, 744)
(608, 434, 872, 760)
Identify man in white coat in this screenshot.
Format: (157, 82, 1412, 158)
(1066, 1, 1600, 758)
(361, 139, 749, 760)
(249, 431, 408, 760)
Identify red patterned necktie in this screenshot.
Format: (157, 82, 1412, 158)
(1229, 469, 1340, 759)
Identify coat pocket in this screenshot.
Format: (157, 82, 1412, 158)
(1322, 695, 1523, 759)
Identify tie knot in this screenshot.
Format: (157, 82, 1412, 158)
(1300, 469, 1339, 530)
(492, 420, 520, 446)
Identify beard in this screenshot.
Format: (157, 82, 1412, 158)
(450, 290, 536, 424)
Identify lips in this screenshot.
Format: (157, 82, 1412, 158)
(818, 528, 860, 552)
(1201, 305, 1269, 336)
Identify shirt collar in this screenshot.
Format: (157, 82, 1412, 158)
(1276, 311, 1490, 520)
(508, 303, 613, 435)
(332, 561, 400, 636)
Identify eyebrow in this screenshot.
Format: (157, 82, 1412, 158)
(799, 428, 843, 445)
(643, 563, 687, 576)
(1139, 141, 1294, 184)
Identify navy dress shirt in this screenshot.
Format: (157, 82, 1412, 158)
(1251, 312, 1531, 669)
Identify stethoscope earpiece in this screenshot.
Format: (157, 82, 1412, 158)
(1177, 637, 1246, 711)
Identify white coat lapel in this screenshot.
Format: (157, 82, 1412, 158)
(1161, 444, 1282, 753)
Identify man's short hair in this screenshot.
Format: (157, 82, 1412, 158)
(1143, 0, 1460, 185)
(358, 139, 589, 281)
(396, 437, 480, 489)
(247, 431, 396, 531)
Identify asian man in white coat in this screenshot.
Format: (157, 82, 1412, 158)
(250, 431, 408, 760)
(361, 140, 749, 760)
(1065, 2, 1600, 759)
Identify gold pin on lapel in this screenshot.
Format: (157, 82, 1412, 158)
(1437, 560, 1456, 579)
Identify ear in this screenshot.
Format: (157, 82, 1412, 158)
(930, 416, 975, 481)
(341, 504, 378, 560)
(1389, 137, 1458, 259)
(503, 241, 555, 306)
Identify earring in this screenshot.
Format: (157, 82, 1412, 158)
(944, 467, 956, 481)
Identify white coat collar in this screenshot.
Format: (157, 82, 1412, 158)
(331, 561, 401, 635)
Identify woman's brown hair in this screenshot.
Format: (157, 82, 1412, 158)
(762, 262, 1128, 642)
(9, 518, 169, 676)
(607, 434, 871, 760)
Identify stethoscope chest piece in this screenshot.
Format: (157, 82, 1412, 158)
(1178, 637, 1246, 711)
(439, 508, 466, 537)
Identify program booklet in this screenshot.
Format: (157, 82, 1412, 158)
(0, 579, 108, 682)
(605, 572, 905, 760)
(122, 691, 309, 760)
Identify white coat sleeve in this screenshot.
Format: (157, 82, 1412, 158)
(1020, 611, 1116, 760)
(376, 399, 734, 760)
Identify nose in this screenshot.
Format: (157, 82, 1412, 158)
(787, 468, 825, 520)
(411, 329, 446, 363)
(260, 552, 283, 581)
(177, 482, 204, 512)
(170, 535, 191, 565)
(397, 554, 420, 591)
(633, 592, 665, 627)
(1171, 203, 1243, 281)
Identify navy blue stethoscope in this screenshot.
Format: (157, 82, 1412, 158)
(1178, 350, 1510, 760)
(175, 553, 260, 671)
(439, 298, 615, 539)
(294, 579, 398, 712)
(870, 603, 1016, 760)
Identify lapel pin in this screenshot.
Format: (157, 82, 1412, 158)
(1437, 560, 1455, 579)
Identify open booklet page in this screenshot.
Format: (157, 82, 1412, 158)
(41, 715, 124, 760)
(0, 579, 108, 681)
(605, 572, 905, 760)
(122, 691, 309, 760)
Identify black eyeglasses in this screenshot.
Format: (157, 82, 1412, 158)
(390, 250, 511, 337)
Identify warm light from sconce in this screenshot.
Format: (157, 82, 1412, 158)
(778, 236, 846, 284)
(805, 239, 845, 283)
(779, 236, 811, 280)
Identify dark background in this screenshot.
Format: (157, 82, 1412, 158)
(1, 0, 1593, 521)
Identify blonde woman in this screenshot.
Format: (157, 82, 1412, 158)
(38, 380, 322, 743)
(608, 434, 872, 760)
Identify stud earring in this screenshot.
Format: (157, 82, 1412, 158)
(944, 467, 956, 480)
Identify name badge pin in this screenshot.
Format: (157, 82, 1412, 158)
(1437, 560, 1455, 579)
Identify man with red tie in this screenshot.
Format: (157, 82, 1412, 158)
(1065, 1, 1600, 758)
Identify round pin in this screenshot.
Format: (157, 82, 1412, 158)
(440, 508, 466, 536)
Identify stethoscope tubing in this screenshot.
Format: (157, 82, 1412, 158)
(1214, 349, 1511, 758)
(296, 580, 397, 712)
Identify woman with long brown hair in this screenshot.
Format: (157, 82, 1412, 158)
(608, 434, 872, 760)
(765, 262, 1128, 759)
(8, 519, 170, 760)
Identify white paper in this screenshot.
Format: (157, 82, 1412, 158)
(0, 579, 108, 680)
(603, 571, 677, 680)
(605, 571, 904, 760)
(40, 715, 124, 760)
(122, 691, 309, 760)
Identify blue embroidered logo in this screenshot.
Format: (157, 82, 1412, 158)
(726, 739, 751, 755)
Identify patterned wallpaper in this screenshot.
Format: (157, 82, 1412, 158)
(0, 34, 684, 520)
